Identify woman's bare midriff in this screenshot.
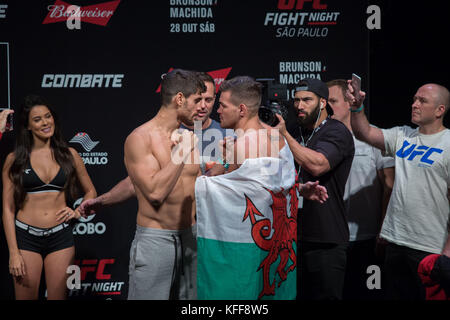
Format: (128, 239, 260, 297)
(16, 191, 68, 228)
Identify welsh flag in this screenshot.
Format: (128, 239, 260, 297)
(195, 145, 298, 300)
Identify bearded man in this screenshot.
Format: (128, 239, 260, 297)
(271, 78, 355, 300)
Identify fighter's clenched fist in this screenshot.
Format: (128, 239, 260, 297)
(170, 129, 198, 164)
(220, 135, 235, 165)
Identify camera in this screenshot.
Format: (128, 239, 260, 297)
(259, 102, 288, 127)
(257, 79, 288, 127)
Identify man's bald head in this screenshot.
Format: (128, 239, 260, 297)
(421, 83, 450, 116)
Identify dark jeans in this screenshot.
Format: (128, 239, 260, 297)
(384, 242, 430, 300)
(343, 238, 385, 300)
(298, 241, 348, 300)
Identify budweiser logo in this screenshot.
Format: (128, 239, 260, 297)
(156, 67, 232, 93)
(43, 0, 120, 26)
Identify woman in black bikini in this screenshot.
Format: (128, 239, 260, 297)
(2, 95, 96, 299)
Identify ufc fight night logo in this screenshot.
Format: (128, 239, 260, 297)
(67, 259, 124, 297)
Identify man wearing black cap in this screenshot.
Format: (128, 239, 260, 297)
(271, 78, 354, 300)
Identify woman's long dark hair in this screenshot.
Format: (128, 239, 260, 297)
(9, 95, 80, 210)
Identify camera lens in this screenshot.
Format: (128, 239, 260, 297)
(258, 107, 280, 126)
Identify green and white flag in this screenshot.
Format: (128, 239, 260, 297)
(195, 145, 298, 300)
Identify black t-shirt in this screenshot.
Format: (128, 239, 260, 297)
(294, 118, 355, 244)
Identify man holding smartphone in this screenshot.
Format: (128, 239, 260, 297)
(0, 108, 14, 140)
(326, 79, 395, 300)
(348, 81, 450, 300)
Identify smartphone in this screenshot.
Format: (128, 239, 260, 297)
(5, 112, 13, 131)
(1, 108, 13, 131)
(351, 73, 361, 100)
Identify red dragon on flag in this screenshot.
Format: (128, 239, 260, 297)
(243, 185, 298, 299)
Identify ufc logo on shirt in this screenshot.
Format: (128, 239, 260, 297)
(396, 140, 443, 165)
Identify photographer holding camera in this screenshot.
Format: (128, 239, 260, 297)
(268, 78, 354, 300)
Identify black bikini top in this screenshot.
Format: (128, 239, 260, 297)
(22, 160, 67, 194)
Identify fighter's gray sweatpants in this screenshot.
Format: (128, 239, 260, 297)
(127, 224, 197, 300)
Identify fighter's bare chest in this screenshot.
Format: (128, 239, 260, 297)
(157, 149, 200, 176)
